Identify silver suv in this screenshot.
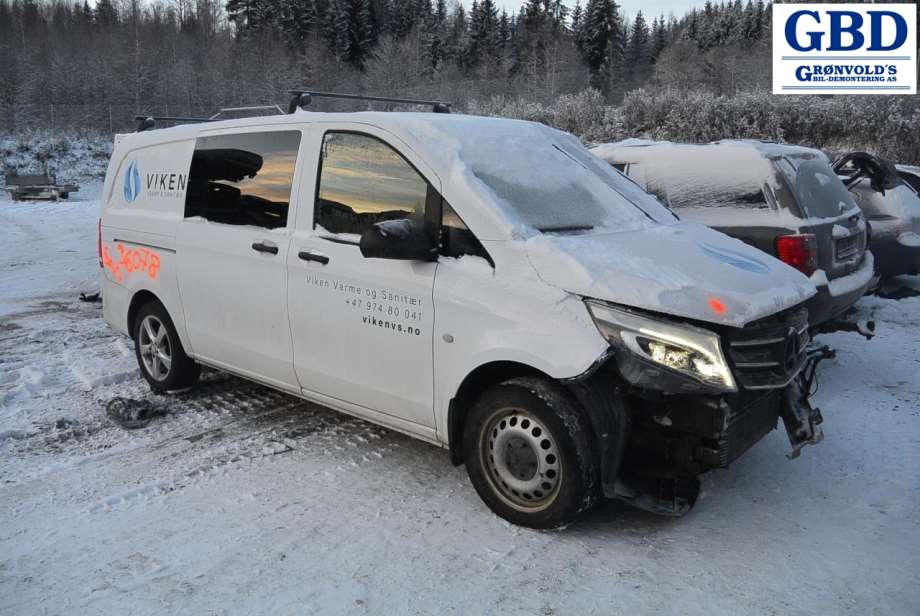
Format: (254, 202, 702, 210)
(592, 140, 874, 328)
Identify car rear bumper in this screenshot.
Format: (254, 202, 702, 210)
(806, 252, 875, 326)
(871, 233, 920, 278)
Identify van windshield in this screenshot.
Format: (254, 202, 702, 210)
(470, 130, 677, 233)
(403, 118, 677, 234)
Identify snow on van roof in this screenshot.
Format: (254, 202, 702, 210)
(119, 111, 677, 240)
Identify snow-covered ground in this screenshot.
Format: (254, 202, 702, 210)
(1, 182, 919, 615)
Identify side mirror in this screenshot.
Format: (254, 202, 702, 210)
(359, 218, 436, 261)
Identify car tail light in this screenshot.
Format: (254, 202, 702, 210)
(775, 234, 818, 276)
(97, 218, 102, 267)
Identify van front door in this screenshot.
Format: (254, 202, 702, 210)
(287, 130, 437, 428)
(177, 129, 303, 389)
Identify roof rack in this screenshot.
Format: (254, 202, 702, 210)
(135, 105, 286, 132)
(133, 90, 452, 132)
(288, 89, 451, 114)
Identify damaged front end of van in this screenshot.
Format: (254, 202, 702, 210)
(405, 116, 836, 519)
(523, 221, 833, 517)
(566, 299, 830, 516)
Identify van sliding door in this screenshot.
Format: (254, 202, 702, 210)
(176, 129, 303, 390)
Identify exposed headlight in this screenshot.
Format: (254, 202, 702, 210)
(586, 300, 737, 392)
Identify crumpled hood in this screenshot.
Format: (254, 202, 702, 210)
(525, 222, 817, 328)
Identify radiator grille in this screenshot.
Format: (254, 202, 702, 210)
(725, 306, 809, 390)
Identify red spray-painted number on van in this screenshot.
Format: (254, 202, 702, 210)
(102, 244, 161, 283)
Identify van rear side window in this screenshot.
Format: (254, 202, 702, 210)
(185, 131, 301, 229)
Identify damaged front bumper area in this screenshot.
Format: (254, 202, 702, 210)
(781, 344, 833, 458)
(572, 305, 833, 517)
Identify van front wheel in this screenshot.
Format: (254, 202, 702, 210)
(133, 301, 200, 393)
(463, 377, 599, 529)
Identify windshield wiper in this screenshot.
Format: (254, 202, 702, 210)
(537, 224, 595, 233)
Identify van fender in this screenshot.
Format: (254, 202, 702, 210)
(443, 346, 625, 487)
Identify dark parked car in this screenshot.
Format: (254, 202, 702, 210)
(833, 153, 920, 278)
(897, 164, 920, 193)
(591, 140, 874, 328)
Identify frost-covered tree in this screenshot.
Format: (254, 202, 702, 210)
(625, 11, 650, 85)
(467, 0, 500, 68)
(575, 0, 621, 90)
(650, 15, 668, 63)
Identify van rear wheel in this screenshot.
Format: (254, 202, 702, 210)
(463, 377, 599, 529)
(133, 301, 200, 393)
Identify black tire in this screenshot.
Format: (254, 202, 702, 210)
(132, 300, 200, 393)
(463, 377, 599, 529)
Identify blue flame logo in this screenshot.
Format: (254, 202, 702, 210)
(123, 160, 141, 203)
(700, 243, 770, 274)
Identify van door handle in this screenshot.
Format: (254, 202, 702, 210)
(298, 250, 329, 265)
(251, 241, 279, 255)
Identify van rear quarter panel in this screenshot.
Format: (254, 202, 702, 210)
(101, 135, 196, 350)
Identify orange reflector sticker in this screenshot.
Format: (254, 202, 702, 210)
(708, 298, 727, 315)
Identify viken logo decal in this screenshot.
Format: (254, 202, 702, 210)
(123, 160, 141, 203)
(773, 3, 917, 95)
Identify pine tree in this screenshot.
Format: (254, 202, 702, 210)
(388, 0, 418, 39)
(650, 15, 668, 63)
(435, 0, 446, 25)
(348, 0, 377, 67)
(740, 0, 757, 43)
(625, 10, 649, 84)
(497, 9, 511, 55)
(570, 1, 583, 35)
(754, 0, 766, 39)
(575, 0, 620, 90)
(421, 0, 447, 74)
(280, 0, 316, 47)
(94, 0, 119, 28)
(321, 0, 349, 59)
(467, 0, 499, 69)
(225, 0, 279, 33)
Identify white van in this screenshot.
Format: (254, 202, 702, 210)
(100, 103, 828, 528)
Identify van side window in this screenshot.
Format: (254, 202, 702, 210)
(315, 132, 428, 237)
(441, 201, 492, 263)
(185, 131, 301, 230)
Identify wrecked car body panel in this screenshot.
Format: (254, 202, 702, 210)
(836, 154, 920, 278)
(591, 140, 872, 327)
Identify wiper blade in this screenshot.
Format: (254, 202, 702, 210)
(537, 224, 595, 233)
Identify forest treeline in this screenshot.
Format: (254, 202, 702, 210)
(0, 0, 778, 131)
(0, 0, 918, 167)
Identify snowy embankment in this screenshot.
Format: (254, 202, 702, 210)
(1, 183, 919, 614)
(0, 134, 111, 186)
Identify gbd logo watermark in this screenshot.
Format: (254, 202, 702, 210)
(773, 3, 917, 95)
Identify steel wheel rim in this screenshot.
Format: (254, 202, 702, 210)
(138, 315, 171, 382)
(479, 407, 562, 512)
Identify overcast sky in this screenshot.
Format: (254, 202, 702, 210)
(494, 0, 703, 21)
